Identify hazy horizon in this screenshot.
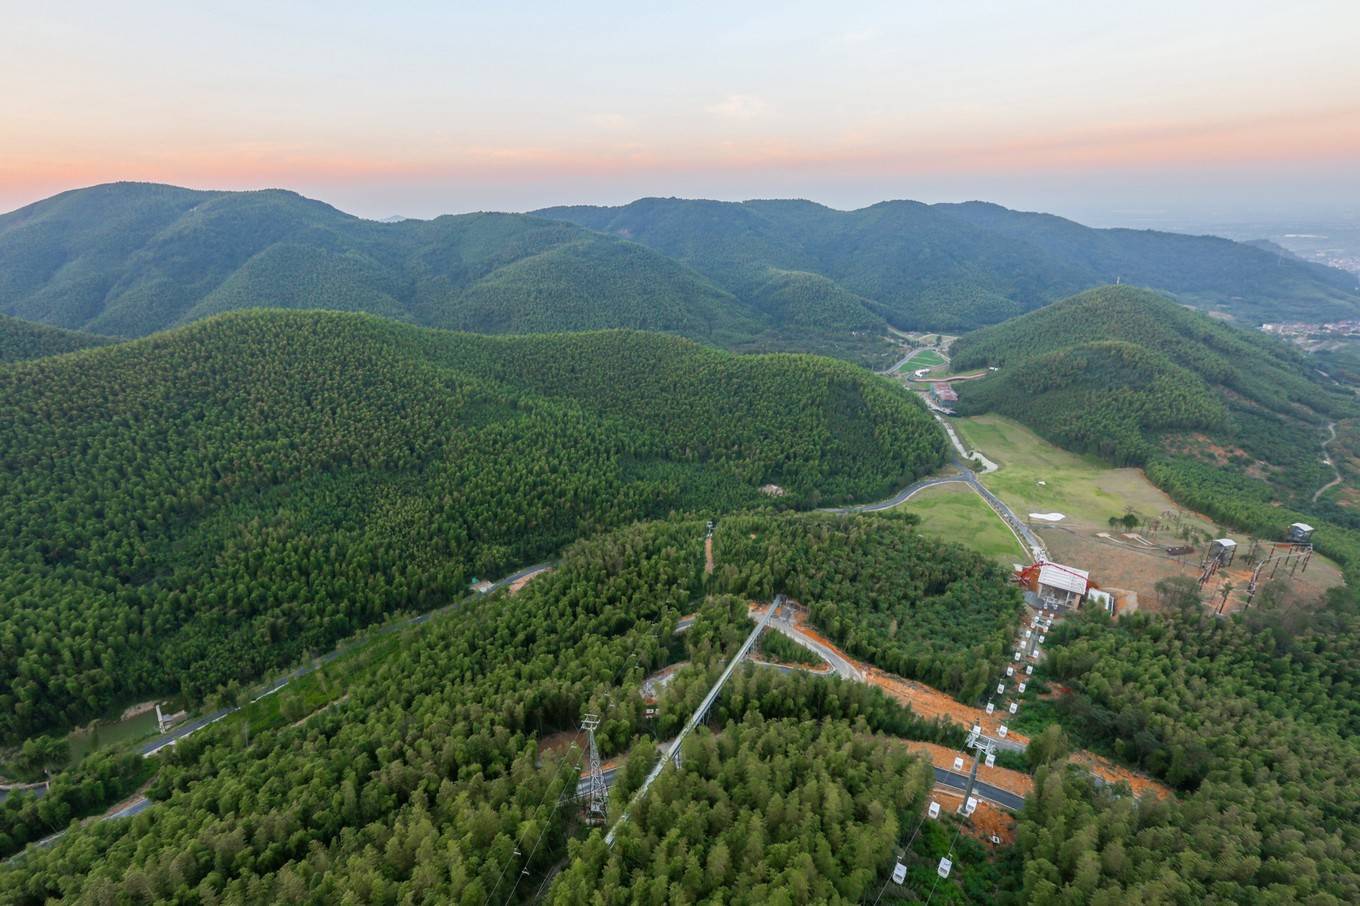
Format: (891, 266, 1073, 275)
(4, 2, 1358, 226)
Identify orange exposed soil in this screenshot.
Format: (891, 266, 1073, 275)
(508, 566, 553, 595)
(1067, 750, 1172, 800)
(704, 536, 714, 575)
(870, 671, 1030, 745)
(773, 603, 1030, 743)
(929, 789, 1017, 845)
(899, 740, 1034, 798)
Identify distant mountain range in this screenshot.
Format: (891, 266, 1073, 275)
(2, 183, 1357, 365)
(536, 197, 1360, 329)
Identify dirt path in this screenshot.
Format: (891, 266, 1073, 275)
(704, 536, 714, 575)
(929, 788, 1017, 845)
(783, 606, 1174, 801)
(1314, 421, 1343, 502)
(870, 670, 1030, 746)
(774, 608, 1028, 744)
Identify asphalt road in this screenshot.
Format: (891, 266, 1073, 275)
(133, 560, 555, 760)
(933, 767, 1026, 811)
(819, 473, 969, 515)
(17, 438, 1040, 860)
(760, 608, 862, 682)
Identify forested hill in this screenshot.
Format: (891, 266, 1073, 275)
(9, 185, 1356, 369)
(951, 285, 1350, 481)
(537, 197, 1360, 329)
(0, 313, 115, 362)
(0, 182, 762, 344)
(0, 310, 945, 740)
(950, 286, 1360, 579)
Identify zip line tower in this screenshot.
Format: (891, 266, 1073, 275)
(579, 714, 608, 825)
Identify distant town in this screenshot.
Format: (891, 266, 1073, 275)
(1261, 319, 1360, 340)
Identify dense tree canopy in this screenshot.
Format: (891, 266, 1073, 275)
(550, 716, 932, 905)
(1008, 593, 1360, 904)
(0, 314, 115, 363)
(539, 198, 1360, 330)
(0, 311, 945, 740)
(0, 513, 999, 903)
(711, 513, 1024, 700)
(953, 285, 1360, 573)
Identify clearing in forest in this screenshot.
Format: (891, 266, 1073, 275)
(869, 669, 1029, 745)
(906, 348, 947, 368)
(509, 566, 553, 594)
(1067, 750, 1172, 799)
(929, 788, 1018, 846)
(902, 483, 1028, 565)
(899, 740, 1034, 798)
(955, 414, 1344, 606)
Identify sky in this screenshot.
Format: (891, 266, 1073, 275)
(3, 1, 1358, 226)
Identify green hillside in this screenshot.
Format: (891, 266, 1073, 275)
(0, 183, 763, 345)
(0, 314, 116, 363)
(0, 311, 945, 740)
(10, 184, 1352, 369)
(538, 197, 1360, 330)
(950, 286, 1360, 584)
(951, 285, 1349, 476)
(0, 514, 1012, 899)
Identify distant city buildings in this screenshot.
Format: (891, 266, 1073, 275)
(1262, 320, 1360, 339)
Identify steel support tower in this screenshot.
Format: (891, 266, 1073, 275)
(580, 714, 608, 825)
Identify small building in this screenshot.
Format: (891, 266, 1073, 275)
(1033, 561, 1090, 609)
(1288, 523, 1315, 544)
(470, 578, 494, 594)
(1086, 588, 1114, 615)
(931, 383, 958, 405)
(1207, 538, 1238, 567)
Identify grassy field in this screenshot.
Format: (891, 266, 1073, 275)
(953, 414, 1212, 530)
(902, 482, 1028, 566)
(906, 347, 947, 367)
(953, 413, 1345, 607)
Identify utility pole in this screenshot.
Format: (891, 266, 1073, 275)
(580, 714, 608, 826)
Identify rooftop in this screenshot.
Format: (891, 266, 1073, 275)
(1037, 562, 1090, 595)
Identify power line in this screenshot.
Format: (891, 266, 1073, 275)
(485, 639, 653, 906)
(923, 821, 965, 906)
(869, 801, 932, 905)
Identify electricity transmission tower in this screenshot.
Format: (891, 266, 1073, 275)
(579, 714, 608, 825)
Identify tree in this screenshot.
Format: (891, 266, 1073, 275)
(1026, 724, 1070, 771)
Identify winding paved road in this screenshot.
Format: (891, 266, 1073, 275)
(759, 605, 862, 682)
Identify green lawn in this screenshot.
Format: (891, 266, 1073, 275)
(953, 414, 1215, 531)
(906, 347, 947, 367)
(902, 482, 1028, 566)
